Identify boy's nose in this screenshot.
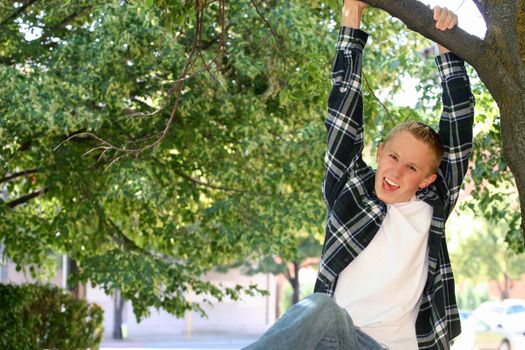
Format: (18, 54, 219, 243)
(391, 164, 403, 178)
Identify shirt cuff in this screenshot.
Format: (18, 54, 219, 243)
(336, 27, 369, 52)
(435, 53, 467, 81)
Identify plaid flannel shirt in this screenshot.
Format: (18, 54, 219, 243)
(314, 28, 475, 350)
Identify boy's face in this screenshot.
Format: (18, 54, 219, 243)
(374, 131, 438, 204)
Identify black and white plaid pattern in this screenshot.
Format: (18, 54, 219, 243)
(314, 27, 475, 350)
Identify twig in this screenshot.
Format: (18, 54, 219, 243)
(55, 0, 227, 168)
(250, 0, 286, 61)
(362, 72, 396, 126)
(172, 167, 264, 195)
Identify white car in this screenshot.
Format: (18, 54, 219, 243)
(470, 316, 525, 350)
(459, 300, 525, 350)
(473, 299, 525, 334)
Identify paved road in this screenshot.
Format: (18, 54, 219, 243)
(101, 332, 260, 350)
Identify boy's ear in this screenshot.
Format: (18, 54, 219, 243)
(419, 173, 438, 189)
(376, 143, 384, 161)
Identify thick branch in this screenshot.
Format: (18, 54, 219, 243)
(0, 56, 14, 65)
(0, 0, 39, 27)
(472, 0, 488, 23)
(517, 0, 525, 62)
(484, 2, 525, 90)
(363, 0, 487, 72)
(81, 186, 189, 268)
(6, 187, 49, 208)
(0, 168, 41, 184)
(46, 7, 92, 31)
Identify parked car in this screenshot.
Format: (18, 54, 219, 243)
(473, 299, 525, 334)
(460, 309, 474, 321)
(469, 316, 525, 350)
(453, 307, 525, 350)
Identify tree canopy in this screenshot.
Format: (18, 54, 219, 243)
(1, 0, 522, 320)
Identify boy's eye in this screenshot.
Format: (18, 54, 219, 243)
(389, 154, 398, 160)
(408, 165, 417, 172)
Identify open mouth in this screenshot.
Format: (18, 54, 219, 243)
(383, 177, 400, 191)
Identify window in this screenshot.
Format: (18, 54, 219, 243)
(506, 305, 525, 314)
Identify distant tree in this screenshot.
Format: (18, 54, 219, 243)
(242, 232, 321, 307)
(456, 280, 490, 310)
(451, 216, 525, 300)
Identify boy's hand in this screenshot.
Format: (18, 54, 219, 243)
(433, 6, 458, 31)
(342, 0, 368, 29)
(433, 6, 458, 54)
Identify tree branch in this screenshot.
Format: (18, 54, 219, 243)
(363, 0, 487, 73)
(148, 153, 269, 196)
(80, 185, 192, 269)
(46, 6, 93, 31)
(250, 0, 286, 61)
(172, 167, 264, 195)
(5, 187, 49, 208)
(362, 72, 396, 127)
(0, 56, 14, 65)
(0, 0, 39, 27)
(80, 185, 149, 254)
(0, 168, 41, 184)
(515, 0, 525, 62)
(471, 0, 488, 24)
(59, 0, 209, 162)
(484, 2, 525, 91)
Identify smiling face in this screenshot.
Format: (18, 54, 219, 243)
(374, 131, 438, 204)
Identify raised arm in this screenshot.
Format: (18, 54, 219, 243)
(433, 6, 457, 54)
(323, 0, 369, 208)
(431, 7, 475, 216)
(341, 0, 368, 28)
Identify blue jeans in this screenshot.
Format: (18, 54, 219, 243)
(242, 293, 386, 350)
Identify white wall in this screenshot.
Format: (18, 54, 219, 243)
(1, 260, 63, 287)
(0, 257, 277, 338)
(87, 269, 277, 338)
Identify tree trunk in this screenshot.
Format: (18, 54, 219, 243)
(113, 288, 127, 339)
(290, 261, 300, 305)
(66, 257, 86, 299)
(275, 278, 282, 318)
(0, 241, 7, 282)
(499, 272, 515, 300)
(499, 98, 525, 236)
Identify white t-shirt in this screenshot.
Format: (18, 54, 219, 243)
(334, 196, 432, 350)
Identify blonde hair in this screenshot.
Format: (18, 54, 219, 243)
(384, 121, 444, 171)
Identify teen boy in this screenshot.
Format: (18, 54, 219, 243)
(243, 1, 474, 349)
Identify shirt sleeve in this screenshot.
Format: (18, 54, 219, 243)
(435, 53, 475, 217)
(323, 27, 369, 209)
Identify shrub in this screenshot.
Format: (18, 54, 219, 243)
(0, 283, 103, 350)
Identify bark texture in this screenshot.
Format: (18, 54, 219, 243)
(364, 0, 525, 242)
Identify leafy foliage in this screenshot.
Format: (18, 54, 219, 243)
(0, 283, 103, 350)
(0, 0, 521, 322)
(449, 215, 525, 299)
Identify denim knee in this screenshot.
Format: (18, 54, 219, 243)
(305, 293, 333, 304)
(303, 293, 341, 312)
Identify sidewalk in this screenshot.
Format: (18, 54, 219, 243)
(101, 331, 261, 350)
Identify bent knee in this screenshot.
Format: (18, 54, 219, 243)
(302, 293, 338, 310)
